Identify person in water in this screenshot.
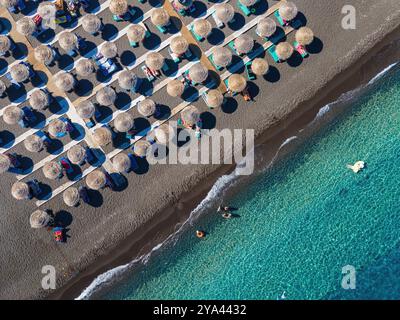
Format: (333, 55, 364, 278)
(217, 205, 231, 213)
(196, 230, 206, 238)
(222, 212, 232, 219)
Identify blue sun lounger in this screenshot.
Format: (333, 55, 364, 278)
(35, 130, 51, 144)
(22, 106, 37, 124)
(60, 157, 73, 174)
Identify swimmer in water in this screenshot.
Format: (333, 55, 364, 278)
(217, 205, 231, 213)
(222, 212, 232, 219)
(196, 230, 206, 238)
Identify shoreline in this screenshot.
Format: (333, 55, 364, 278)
(51, 23, 400, 300)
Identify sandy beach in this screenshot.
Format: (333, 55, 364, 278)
(1, 0, 400, 300)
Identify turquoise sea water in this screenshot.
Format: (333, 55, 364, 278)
(92, 64, 400, 300)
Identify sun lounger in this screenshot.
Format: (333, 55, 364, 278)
(138, 0, 145, 3)
(84, 118, 95, 128)
(238, 1, 256, 16)
(85, 146, 96, 163)
(35, 130, 51, 144)
(274, 10, 287, 26)
(60, 157, 73, 174)
(113, 14, 124, 22)
(98, 58, 117, 76)
(128, 153, 139, 170)
(228, 41, 238, 55)
(245, 62, 256, 80)
(211, 11, 224, 28)
(294, 41, 309, 58)
(27, 179, 41, 198)
(141, 65, 155, 82)
(22, 106, 37, 123)
(156, 24, 167, 34)
(168, 47, 181, 63)
(268, 45, 280, 63)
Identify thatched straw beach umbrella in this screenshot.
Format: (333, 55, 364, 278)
(11, 181, 30, 200)
(59, 31, 79, 52)
(63, 187, 80, 207)
(276, 42, 294, 61)
(228, 74, 247, 93)
(173, 0, 192, 10)
(167, 79, 184, 97)
(93, 127, 112, 146)
(0, 79, 6, 96)
(16, 17, 36, 36)
(239, 0, 257, 7)
(67, 144, 86, 165)
(3, 106, 23, 125)
(10, 63, 30, 83)
(48, 118, 67, 138)
(118, 69, 137, 90)
(146, 52, 164, 71)
(29, 89, 50, 110)
(127, 24, 146, 43)
(189, 63, 208, 83)
(43, 160, 63, 180)
(30, 210, 52, 229)
(193, 19, 212, 38)
(279, 1, 298, 21)
(0, 35, 11, 54)
(114, 112, 134, 132)
(109, 0, 128, 16)
(295, 27, 314, 46)
(96, 87, 116, 106)
(137, 98, 156, 117)
(113, 153, 131, 173)
(181, 105, 200, 127)
(76, 100, 96, 119)
(170, 36, 189, 55)
(251, 58, 269, 75)
(34, 45, 55, 65)
(151, 8, 170, 27)
(215, 3, 235, 24)
(100, 41, 118, 59)
(205, 89, 224, 109)
(24, 134, 44, 152)
(82, 14, 102, 34)
(38, 1, 56, 20)
(212, 46, 232, 67)
(0, 154, 11, 173)
(86, 170, 106, 190)
(133, 140, 151, 157)
(0, 0, 18, 8)
(76, 58, 95, 77)
(234, 34, 254, 55)
(54, 72, 76, 92)
(256, 17, 276, 38)
(155, 124, 172, 145)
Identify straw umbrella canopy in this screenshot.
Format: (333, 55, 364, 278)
(2, 106, 23, 125)
(251, 58, 269, 75)
(228, 74, 247, 92)
(0, 35, 11, 53)
(43, 161, 63, 180)
(10, 63, 30, 83)
(114, 112, 134, 132)
(295, 27, 314, 46)
(279, 1, 298, 21)
(215, 3, 235, 24)
(100, 41, 118, 59)
(76, 58, 95, 77)
(34, 45, 55, 65)
(239, 0, 257, 7)
(48, 118, 67, 138)
(155, 124, 172, 145)
(137, 98, 156, 117)
(181, 105, 200, 127)
(146, 52, 165, 71)
(24, 134, 44, 152)
(82, 14, 102, 34)
(86, 170, 106, 190)
(234, 34, 254, 54)
(193, 19, 212, 38)
(113, 153, 131, 173)
(67, 145, 86, 165)
(54, 72, 76, 92)
(173, 0, 192, 10)
(93, 127, 112, 146)
(0, 0, 18, 7)
(276, 42, 294, 61)
(205, 89, 224, 108)
(118, 70, 137, 90)
(212, 46, 232, 67)
(76, 100, 96, 119)
(29, 89, 50, 110)
(151, 8, 170, 27)
(170, 36, 189, 55)
(59, 31, 79, 52)
(189, 63, 208, 83)
(127, 24, 146, 43)
(109, 0, 128, 16)
(96, 87, 116, 106)
(63, 187, 80, 206)
(133, 140, 151, 157)
(167, 79, 184, 97)
(0, 154, 11, 173)
(16, 17, 36, 36)
(37, 1, 56, 20)
(30, 210, 52, 229)
(11, 181, 30, 200)
(256, 17, 276, 38)
(0, 79, 6, 96)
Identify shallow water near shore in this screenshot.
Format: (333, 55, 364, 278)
(82, 63, 400, 300)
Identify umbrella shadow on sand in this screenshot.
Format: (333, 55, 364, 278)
(54, 210, 73, 229)
(86, 189, 104, 207)
(221, 97, 238, 114)
(0, 130, 15, 148)
(101, 24, 119, 41)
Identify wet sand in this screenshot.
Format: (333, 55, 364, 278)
(1, 0, 400, 299)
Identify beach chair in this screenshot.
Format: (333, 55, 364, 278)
(35, 130, 51, 146)
(237, 1, 256, 16)
(168, 47, 181, 63)
(84, 118, 95, 128)
(53, 227, 64, 243)
(141, 65, 155, 82)
(85, 146, 96, 163)
(137, 0, 145, 3)
(294, 41, 309, 58)
(156, 24, 168, 34)
(274, 10, 287, 26)
(245, 62, 256, 80)
(228, 41, 238, 55)
(128, 153, 139, 171)
(27, 179, 42, 198)
(268, 45, 280, 63)
(161, 61, 169, 73)
(211, 11, 224, 28)
(99, 59, 117, 76)
(113, 14, 124, 22)
(185, 47, 193, 59)
(60, 157, 74, 174)
(22, 106, 37, 124)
